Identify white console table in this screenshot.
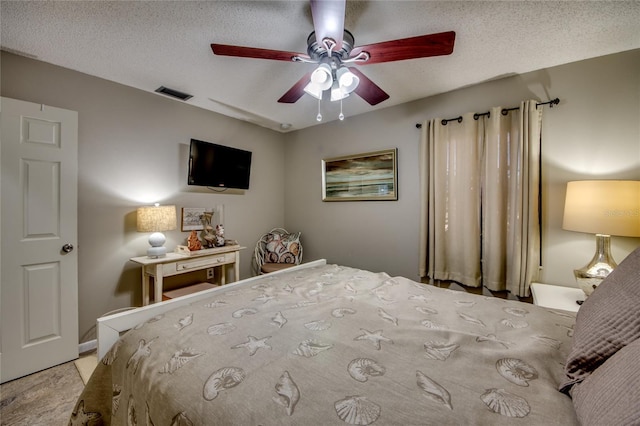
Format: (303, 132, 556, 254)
(130, 245, 244, 305)
(530, 282, 585, 313)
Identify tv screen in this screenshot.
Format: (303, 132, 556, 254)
(187, 139, 252, 190)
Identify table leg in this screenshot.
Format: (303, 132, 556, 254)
(233, 253, 240, 282)
(220, 265, 227, 285)
(142, 269, 149, 306)
(153, 264, 163, 304)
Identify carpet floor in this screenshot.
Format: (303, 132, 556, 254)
(74, 354, 98, 386)
(0, 352, 94, 426)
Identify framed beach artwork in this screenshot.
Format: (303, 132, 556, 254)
(181, 207, 214, 231)
(322, 148, 398, 201)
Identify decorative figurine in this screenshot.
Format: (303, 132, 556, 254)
(199, 211, 226, 248)
(214, 224, 225, 247)
(201, 225, 215, 248)
(187, 230, 202, 251)
(200, 212, 216, 248)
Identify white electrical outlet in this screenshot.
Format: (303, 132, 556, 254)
(206, 268, 214, 279)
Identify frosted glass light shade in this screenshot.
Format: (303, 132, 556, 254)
(304, 63, 334, 100)
(304, 82, 324, 100)
(336, 67, 359, 94)
(137, 204, 177, 258)
(331, 67, 359, 101)
(330, 80, 349, 101)
(310, 63, 332, 89)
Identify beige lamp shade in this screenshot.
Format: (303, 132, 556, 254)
(563, 180, 640, 297)
(136, 204, 177, 233)
(562, 180, 640, 237)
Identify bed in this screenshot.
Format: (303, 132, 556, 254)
(70, 248, 640, 425)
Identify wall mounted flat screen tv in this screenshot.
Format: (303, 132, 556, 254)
(187, 139, 252, 190)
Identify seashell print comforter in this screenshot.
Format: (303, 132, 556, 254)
(70, 264, 578, 425)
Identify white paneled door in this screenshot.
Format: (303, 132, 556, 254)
(1, 97, 79, 383)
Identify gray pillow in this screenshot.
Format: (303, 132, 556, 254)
(571, 337, 640, 425)
(560, 246, 640, 393)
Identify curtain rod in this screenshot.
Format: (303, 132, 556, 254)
(415, 98, 559, 128)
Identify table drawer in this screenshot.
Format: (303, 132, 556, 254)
(159, 252, 233, 275)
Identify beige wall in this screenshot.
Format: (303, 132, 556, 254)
(2, 49, 639, 344)
(284, 49, 640, 285)
(1, 52, 287, 342)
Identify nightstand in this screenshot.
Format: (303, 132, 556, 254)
(130, 245, 244, 305)
(530, 282, 585, 312)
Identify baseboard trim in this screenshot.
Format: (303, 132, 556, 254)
(79, 339, 97, 354)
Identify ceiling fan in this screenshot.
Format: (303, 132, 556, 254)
(210, 0, 455, 108)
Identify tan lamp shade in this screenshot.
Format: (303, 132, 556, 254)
(136, 205, 177, 233)
(562, 180, 640, 237)
(563, 180, 640, 297)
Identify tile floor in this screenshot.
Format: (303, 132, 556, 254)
(0, 359, 84, 426)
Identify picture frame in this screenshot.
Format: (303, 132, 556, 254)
(322, 148, 398, 201)
(181, 207, 213, 231)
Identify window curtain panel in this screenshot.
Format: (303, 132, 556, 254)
(419, 100, 542, 296)
(419, 112, 483, 287)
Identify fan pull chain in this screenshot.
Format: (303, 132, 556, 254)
(316, 98, 322, 122)
(339, 99, 345, 121)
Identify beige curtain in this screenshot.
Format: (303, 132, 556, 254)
(419, 112, 483, 286)
(419, 100, 542, 296)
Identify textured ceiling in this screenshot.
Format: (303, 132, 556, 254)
(2, 1, 639, 132)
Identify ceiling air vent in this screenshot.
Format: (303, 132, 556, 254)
(155, 86, 193, 101)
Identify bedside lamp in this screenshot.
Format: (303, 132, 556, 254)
(562, 180, 640, 296)
(136, 204, 177, 258)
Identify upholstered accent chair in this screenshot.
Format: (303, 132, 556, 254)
(253, 228, 303, 275)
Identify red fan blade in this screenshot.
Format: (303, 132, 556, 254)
(310, 0, 346, 49)
(348, 68, 389, 106)
(278, 71, 313, 103)
(350, 31, 455, 65)
(211, 43, 309, 62)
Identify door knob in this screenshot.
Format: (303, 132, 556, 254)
(62, 243, 74, 253)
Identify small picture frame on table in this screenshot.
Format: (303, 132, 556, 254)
(181, 207, 212, 231)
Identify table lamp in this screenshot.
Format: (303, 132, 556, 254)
(136, 204, 177, 258)
(562, 180, 640, 296)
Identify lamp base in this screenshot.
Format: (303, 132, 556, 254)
(147, 246, 167, 258)
(574, 234, 617, 297)
(147, 232, 168, 258)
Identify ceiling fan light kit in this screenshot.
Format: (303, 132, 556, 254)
(310, 63, 332, 87)
(331, 67, 359, 101)
(304, 62, 333, 99)
(305, 82, 323, 100)
(337, 67, 358, 89)
(210, 0, 455, 121)
(330, 80, 347, 102)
